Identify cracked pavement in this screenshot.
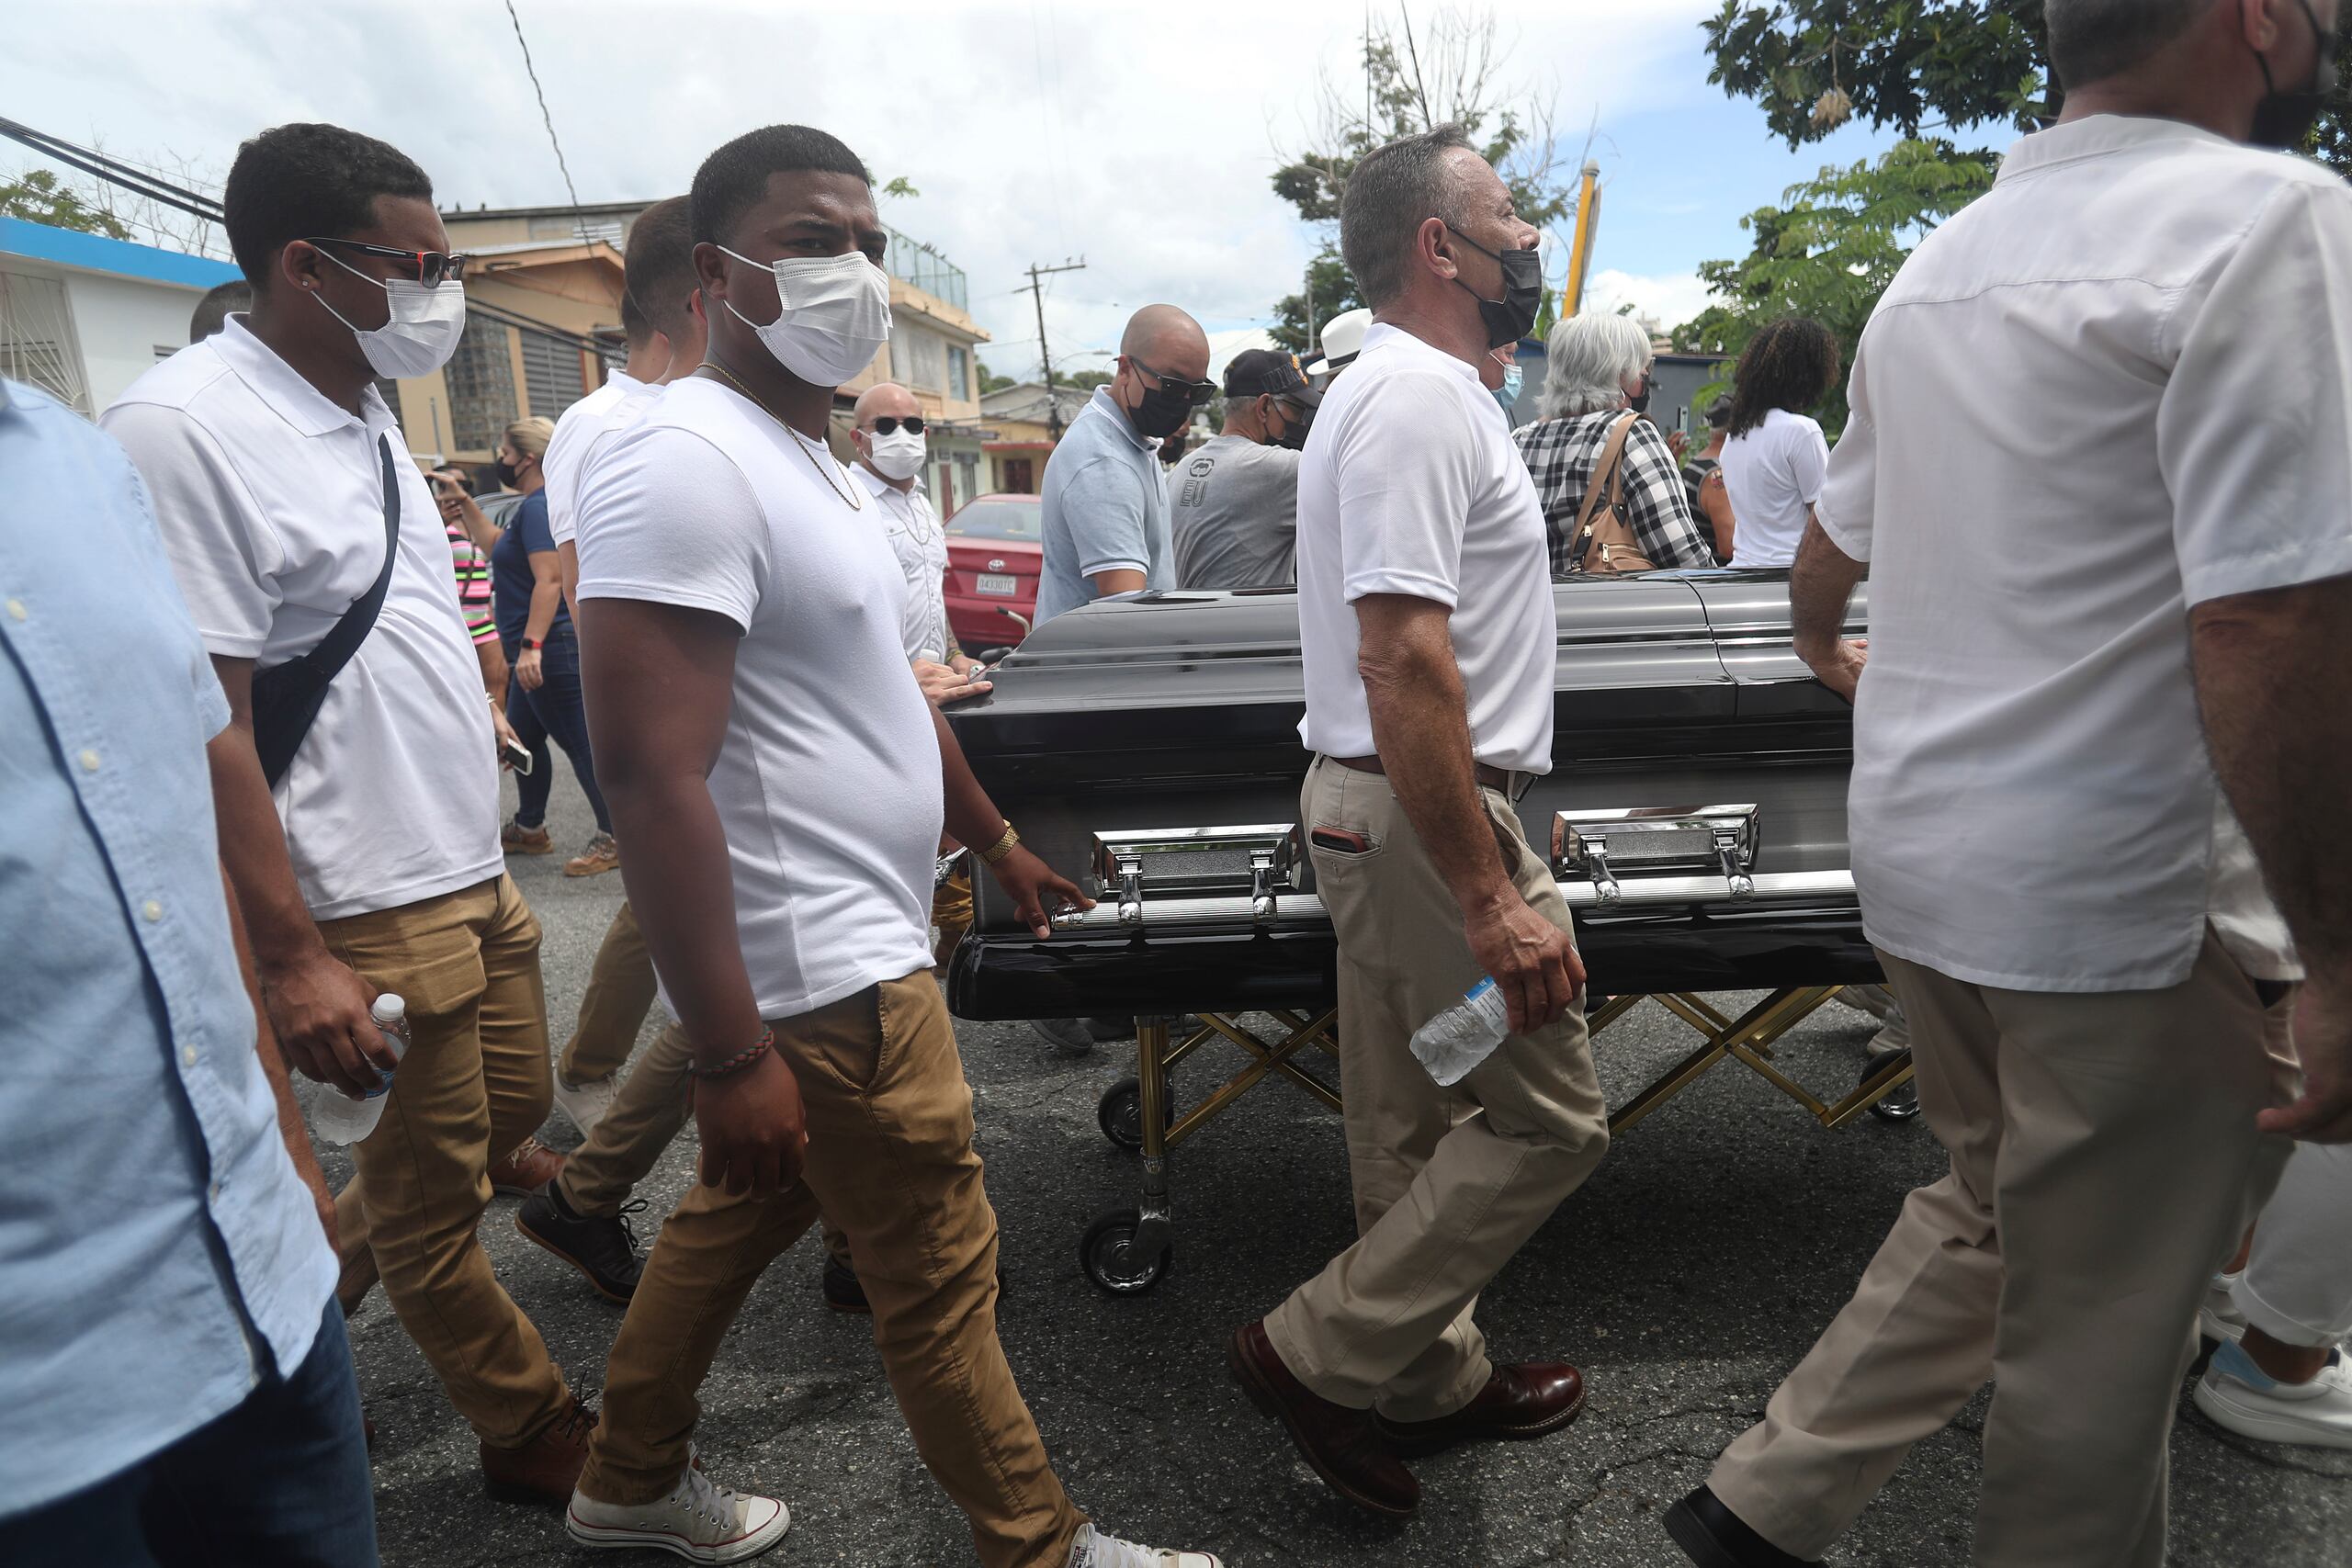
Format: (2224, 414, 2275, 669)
(340, 784, 2351, 1565)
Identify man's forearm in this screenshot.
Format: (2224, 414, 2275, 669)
(2192, 576, 2352, 975)
(207, 724, 327, 968)
(932, 703, 1009, 851)
(1789, 514, 1866, 664)
(605, 769, 767, 1065)
(1362, 644, 1512, 917)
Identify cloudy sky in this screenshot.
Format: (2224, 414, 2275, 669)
(3, 0, 1921, 378)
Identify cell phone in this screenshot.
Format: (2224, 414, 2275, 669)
(501, 736, 534, 774)
(1310, 826, 1374, 854)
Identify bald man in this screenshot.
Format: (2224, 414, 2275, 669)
(1035, 303, 1212, 625)
(851, 381, 991, 705)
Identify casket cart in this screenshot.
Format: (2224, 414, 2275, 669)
(945, 570, 1915, 1295)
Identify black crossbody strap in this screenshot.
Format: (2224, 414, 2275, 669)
(296, 435, 401, 682)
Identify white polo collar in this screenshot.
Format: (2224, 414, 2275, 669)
(208, 314, 388, 439)
(853, 461, 926, 501)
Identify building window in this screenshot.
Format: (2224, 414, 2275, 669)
(891, 321, 944, 392)
(0, 269, 90, 414)
(947, 345, 970, 402)
(519, 329, 586, 419)
(445, 314, 518, 453)
(956, 449, 980, 502)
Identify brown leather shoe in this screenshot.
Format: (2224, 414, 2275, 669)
(481, 1397, 598, 1506)
(1227, 1320, 1419, 1518)
(1373, 1361, 1587, 1457)
(489, 1136, 566, 1198)
(503, 818, 554, 855)
(563, 831, 620, 878)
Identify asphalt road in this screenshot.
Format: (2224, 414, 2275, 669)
(334, 780, 2350, 1567)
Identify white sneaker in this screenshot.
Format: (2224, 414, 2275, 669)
(567, 1466, 790, 1563)
(2194, 1340, 2352, 1450)
(553, 1072, 622, 1139)
(1066, 1521, 1225, 1568)
(2199, 1269, 2248, 1344)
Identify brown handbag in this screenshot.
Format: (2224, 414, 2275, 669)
(1566, 412, 1656, 575)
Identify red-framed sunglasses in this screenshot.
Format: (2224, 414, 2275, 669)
(304, 236, 472, 288)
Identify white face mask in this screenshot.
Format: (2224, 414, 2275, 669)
(718, 246, 893, 388)
(865, 426, 926, 481)
(311, 249, 467, 378)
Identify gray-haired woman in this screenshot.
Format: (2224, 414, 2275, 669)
(1512, 313, 1715, 574)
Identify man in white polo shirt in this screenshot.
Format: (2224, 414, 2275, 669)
(564, 123, 1217, 1568)
(103, 120, 594, 1506)
(1668, 4, 2352, 1565)
(1226, 123, 1607, 1523)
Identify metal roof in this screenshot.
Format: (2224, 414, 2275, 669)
(0, 215, 239, 289)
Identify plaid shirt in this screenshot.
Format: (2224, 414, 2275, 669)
(1511, 411, 1717, 574)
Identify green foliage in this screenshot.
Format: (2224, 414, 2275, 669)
(1702, 0, 2349, 172)
(1672, 139, 1996, 436)
(879, 175, 920, 199)
(1056, 368, 1113, 392)
(1270, 248, 1363, 353)
(0, 168, 130, 239)
(976, 358, 1017, 395)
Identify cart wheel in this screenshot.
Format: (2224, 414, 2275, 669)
(1080, 1208, 1170, 1295)
(1864, 1053, 1921, 1122)
(1095, 1076, 1174, 1152)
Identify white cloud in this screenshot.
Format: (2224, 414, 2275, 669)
(1580, 268, 1715, 333)
(1, 0, 1725, 379)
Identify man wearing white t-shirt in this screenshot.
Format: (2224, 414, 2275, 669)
(1669, 4, 2352, 1565)
(1227, 123, 1608, 1523)
(566, 123, 1219, 1568)
(104, 120, 593, 1505)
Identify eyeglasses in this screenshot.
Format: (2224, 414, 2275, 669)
(1133, 358, 1219, 406)
(304, 237, 471, 288)
(870, 414, 925, 435)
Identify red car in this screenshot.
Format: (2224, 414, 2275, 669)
(944, 492, 1043, 655)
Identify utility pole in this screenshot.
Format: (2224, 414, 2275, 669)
(1024, 258, 1086, 438)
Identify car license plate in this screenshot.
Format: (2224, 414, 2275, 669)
(977, 573, 1017, 596)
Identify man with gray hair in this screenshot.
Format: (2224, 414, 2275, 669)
(1227, 122, 1607, 1520)
(1035, 302, 1214, 625)
(1667, 1, 2352, 1564)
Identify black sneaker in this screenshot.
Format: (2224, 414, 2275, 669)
(515, 1187, 645, 1304)
(821, 1253, 871, 1314)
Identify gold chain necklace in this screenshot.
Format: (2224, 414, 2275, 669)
(695, 360, 863, 511)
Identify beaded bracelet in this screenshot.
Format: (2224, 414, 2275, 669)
(690, 1026, 775, 1079)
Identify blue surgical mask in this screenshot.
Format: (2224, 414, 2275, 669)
(1493, 362, 1523, 415)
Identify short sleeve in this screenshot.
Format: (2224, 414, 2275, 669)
(100, 401, 283, 659)
(1815, 349, 1877, 562)
(575, 425, 769, 632)
(1333, 371, 1477, 605)
(517, 491, 556, 556)
(1057, 458, 1151, 577)
(1790, 418, 1830, 504)
(2161, 178, 2352, 606)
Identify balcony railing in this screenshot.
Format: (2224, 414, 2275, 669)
(883, 223, 967, 311)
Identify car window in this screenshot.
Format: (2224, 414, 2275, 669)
(947, 498, 1043, 543)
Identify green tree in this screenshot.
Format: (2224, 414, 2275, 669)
(1673, 139, 1996, 436)
(0, 167, 130, 239)
(1268, 6, 1573, 351)
(976, 358, 1017, 395)
(1057, 368, 1113, 393)
(1702, 0, 2350, 172)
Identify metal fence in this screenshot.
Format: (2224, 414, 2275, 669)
(883, 223, 967, 310)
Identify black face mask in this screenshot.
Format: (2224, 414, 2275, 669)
(1266, 398, 1311, 451)
(1627, 383, 1653, 414)
(2252, 0, 2338, 149)
(1125, 376, 1195, 441)
(1443, 224, 1543, 350)
(494, 457, 520, 489)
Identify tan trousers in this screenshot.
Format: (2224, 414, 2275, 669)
(580, 973, 1082, 1568)
(560, 899, 659, 1086)
(556, 1019, 696, 1217)
(315, 874, 574, 1447)
(1264, 755, 1611, 1419)
(1709, 929, 2296, 1565)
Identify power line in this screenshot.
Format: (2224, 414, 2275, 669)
(0, 117, 223, 224)
(1023, 257, 1086, 437)
(502, 0, 591, 249)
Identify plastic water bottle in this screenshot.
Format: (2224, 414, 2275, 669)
(1409, 976, 1510, 1087)
(311, 994, 411, 1146)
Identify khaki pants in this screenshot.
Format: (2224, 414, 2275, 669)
(581, 973, 1082, 1568)
(556, 1019, 696, 1217)
(560, 899, 659, 1086)
(1709, 929, 2296, 1565)
(315, 874, 573, 1447)
(1264, 755, 1611, 1419)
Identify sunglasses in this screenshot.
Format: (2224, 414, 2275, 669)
(869, 414, 925, 435)
(305, 236, 471, 288)
(1134, 358, 1219, 406)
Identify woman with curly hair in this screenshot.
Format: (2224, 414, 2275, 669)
(1720, 316, 1841, 568)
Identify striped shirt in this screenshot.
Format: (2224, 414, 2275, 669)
(1511, 410, 1716, 575)
(446, 520, 496, 646)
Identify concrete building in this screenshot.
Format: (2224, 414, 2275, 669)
(978, 381, 1091, 494)
(841, 222, 992, 514)
(0, 215, 239, 416)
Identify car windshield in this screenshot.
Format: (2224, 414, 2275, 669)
(948, 497, 1043, 543)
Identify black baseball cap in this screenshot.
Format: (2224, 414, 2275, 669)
(1223, 348, 1321, 407)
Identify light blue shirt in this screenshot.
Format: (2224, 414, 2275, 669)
(1036, 386, 1176, 624)
(0, 378, 335, 1516)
